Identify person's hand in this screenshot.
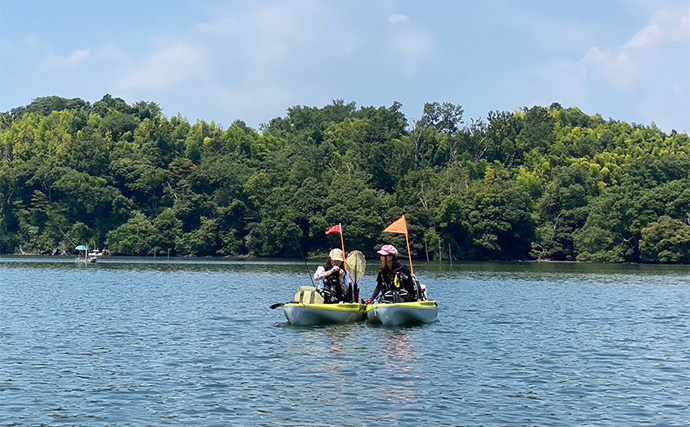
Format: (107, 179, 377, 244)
(339, 269, 346, 277)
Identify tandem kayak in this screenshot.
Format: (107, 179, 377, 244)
(365, 301, 438, 326)
(283, 302, 366, 326)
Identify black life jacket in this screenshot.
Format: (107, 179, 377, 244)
(323, 271, 341, 293)
(379, 263, 417, 301)
(379, 263, 407, 290)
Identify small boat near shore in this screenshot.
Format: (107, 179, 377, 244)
(75, 245, 103, 264)
(365, 300, 438, 326)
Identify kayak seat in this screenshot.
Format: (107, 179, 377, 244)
(321, 289, 341, 304)
(294, 286, 325, 304)
(381, 290, 414, 303)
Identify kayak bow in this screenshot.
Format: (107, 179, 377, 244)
(365, 300, 438, 326)
(283, 302, 366, 326)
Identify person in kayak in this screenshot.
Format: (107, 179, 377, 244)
(367, 244, 418, 304)
(313, 248, 351, 303)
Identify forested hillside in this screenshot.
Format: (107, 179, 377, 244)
(1, 95, 688, 263)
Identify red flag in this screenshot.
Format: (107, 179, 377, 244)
(383, 215, 408, 235)
(325, 224, 342, 235)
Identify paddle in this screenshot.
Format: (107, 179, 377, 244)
(270, 302, 290, 309)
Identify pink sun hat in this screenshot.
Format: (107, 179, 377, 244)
(377, 244, 398, 256)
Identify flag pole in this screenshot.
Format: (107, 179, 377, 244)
(339, 223, 346, 266)
(338, 223, 352, 301)
(405, 231, 414, 276)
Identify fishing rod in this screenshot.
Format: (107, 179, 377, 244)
(293, 231, 315, 287)
(270, 229, 316, 310)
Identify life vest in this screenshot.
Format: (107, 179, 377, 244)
(393, 272, 405, 289)
(380, 263, 417, 301)
(380, 264, 408, 290)
(379, 270, 395, 292)
(323, 272, 340, 292)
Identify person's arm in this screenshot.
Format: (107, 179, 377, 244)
(314, 265, 338, 282)
(313, 266, 326, 290)
(369, 272, 383, 302)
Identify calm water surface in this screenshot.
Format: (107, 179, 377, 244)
(1, 257, 688, 426)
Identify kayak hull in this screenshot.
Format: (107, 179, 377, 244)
(283, 303, 366, 326)
(365, 301, 438, 326)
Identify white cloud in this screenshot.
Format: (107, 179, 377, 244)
(94, 43, 129, 61)
(390, 28, 433, 59)
(582, 46, 642, 88)
(387, 26, 434, 77)
(389, 14, 410, 25)
(625, 23, 664, 48)
(523, 4, 689, 131)
(252, 4, 298, 37)
(580, 7, 689, 89)
(41, 49, 90, 69)
(24, 35, 47, 50)
(156, 1, 438, 118)
(588, 7, 685, 87)
(19, 0, 435, 123)
(119, 43, 209, 92)
(625, 7, 690, 47)
(195, 16, 241, 37)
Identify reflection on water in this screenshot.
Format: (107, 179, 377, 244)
(323, 326, 354, 373)
(381, 329, 417, 372)
(379, 329, 422, 405)
(1, 257, 688, 426)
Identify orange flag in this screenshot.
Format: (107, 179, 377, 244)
(383, 215, 408, 235)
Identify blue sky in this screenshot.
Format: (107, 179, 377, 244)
(1, 0, 688, 132)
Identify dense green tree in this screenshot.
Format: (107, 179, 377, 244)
(175, 216, 221, 255)
(574, 189, 636, 262)
(515, 106, 555, 158)
(106, 211, 156, 255)
(0, 95, 687, 263)
(100, 109, 139, 141)
(530, 159, 601, 260)
(639, 216, 690, 263)
(436, 179, 534, 260)
(10, 96, 87, 119)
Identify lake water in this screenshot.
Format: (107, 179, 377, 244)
(1, 257, 688, 426)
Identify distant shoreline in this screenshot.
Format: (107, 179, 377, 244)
(1, 253, 686, 266)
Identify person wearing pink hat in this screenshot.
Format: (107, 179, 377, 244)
(367, 244, 417, 304)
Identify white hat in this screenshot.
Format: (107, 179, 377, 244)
(328, 248, 344, 261)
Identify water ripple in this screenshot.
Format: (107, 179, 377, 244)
(1, 259, 689, 425)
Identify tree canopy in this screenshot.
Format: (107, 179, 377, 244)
(1, 95, 688, 263)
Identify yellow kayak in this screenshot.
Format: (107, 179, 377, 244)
(365, 301, 438, 326)
(283, 302, 366, 326)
